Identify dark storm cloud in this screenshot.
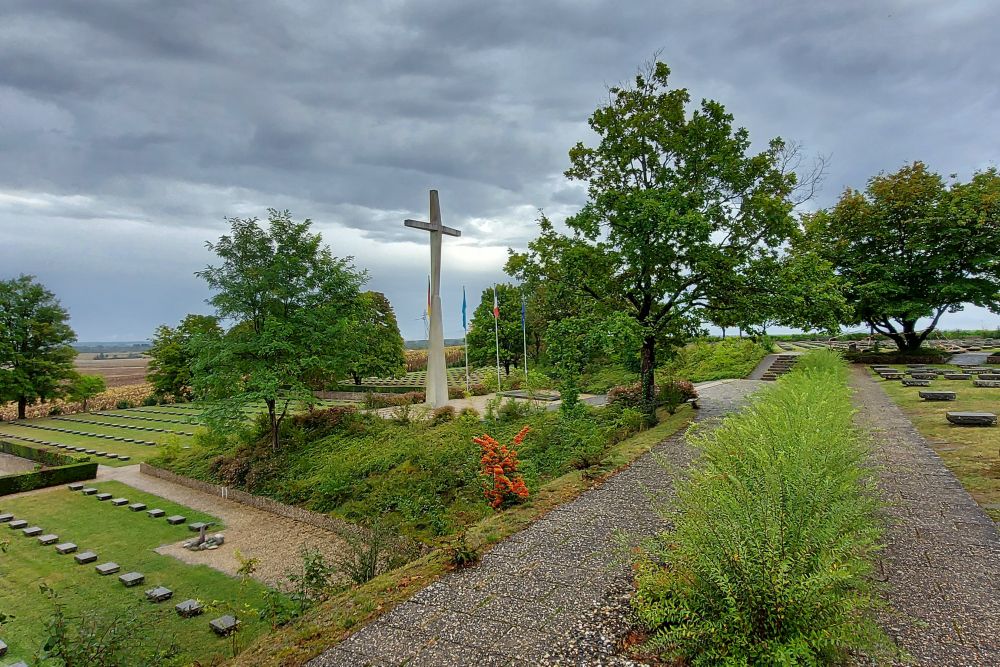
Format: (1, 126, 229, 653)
(1, 0, 998, 340)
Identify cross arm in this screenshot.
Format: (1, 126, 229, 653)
(404, 219, 462, 237)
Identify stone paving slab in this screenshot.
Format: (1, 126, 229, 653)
(850, 367, 1000, 666)
(308, 380, 762, 667)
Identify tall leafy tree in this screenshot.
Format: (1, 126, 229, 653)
(67, 374, 106, 412)
(194, 210, 365, 451)
(466, 283, 528, 377)
(345, 291, 406, 384)
(806, 162, 1000, 351)
(512, 62, 809, 418)
(147, 314, 222, 399)
(0, 275, 78, 419)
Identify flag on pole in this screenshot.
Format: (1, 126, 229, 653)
(493, 286, 500, 319)
(462, 286, 467, 331)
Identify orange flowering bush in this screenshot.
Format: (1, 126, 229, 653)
(474, 425, 531, 510)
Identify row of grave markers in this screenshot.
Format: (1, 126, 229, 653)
(871, 364, 998, 427)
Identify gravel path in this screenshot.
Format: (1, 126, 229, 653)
(309, 379, 763, 667)
(97, 464, 349, 588)
(850, 367, 1000, 665)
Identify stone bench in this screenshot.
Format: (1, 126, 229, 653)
(919, 391, 957, 401)
(945, 412, 997, 427)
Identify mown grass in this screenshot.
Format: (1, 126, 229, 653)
(0, 481, 273, 666)
(870, 366, 1000, 521)
(231, 406, 694, 667)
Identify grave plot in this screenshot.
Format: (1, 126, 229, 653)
(0, 480, 272, 665)
(0, 421, 171, 466)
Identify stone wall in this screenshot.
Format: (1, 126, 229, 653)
(139, 463, 358, 535)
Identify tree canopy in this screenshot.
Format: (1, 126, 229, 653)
(193, 210, 365, 451)
(805, 162, 1000, 351)
(68, 374, 106, 412)
(510, 61, 809, 417)
(345, 291, 406, 384)
(0, 275, 78, 419)
(147, 314, 222, 399)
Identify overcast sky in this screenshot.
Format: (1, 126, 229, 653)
(1, 0, 998, 342)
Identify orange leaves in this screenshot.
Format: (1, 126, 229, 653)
(475, 426, 530, 510)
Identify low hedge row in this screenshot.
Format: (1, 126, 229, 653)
(0, 439, 76, 467)
(632, 349, 888, 664)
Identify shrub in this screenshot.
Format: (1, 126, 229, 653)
(657, 338, 769, 383)
(291, 406, 358, 435)
(469, 383, 489, 396)
(656, 379, 697, 415)
(430, 405, 456, 426)
(475, 426, 531, 510)
(607, 381, 646, 409)
(142, 395, 159, 407)
(632, 349, 888, 664)
(458, 407, 481, 421)
(115, 399, 133, 409)
(362, 391, 425, 409)
(48, 405, 63, 416)
(447, 386, 467, 399)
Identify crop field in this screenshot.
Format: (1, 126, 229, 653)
(74, 355, 151, 387)
(0, 481, 272, 666)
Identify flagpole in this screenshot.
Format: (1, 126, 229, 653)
(521, 292, 529, 388)
(493, 286, 502, 390)
(462, 286, 470, 392)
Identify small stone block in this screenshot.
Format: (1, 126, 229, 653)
(901, 379, 931, 387)
(909, 373, 937, 380)
(0, 639, 6, 657)
(209, 614, 239, 636)
(74, 551, 97, 564)
(106, 453, 119, 459)
(974, 379, 1000, 388)
(943, 373, 972, 380)
(175, 598, 203, 618)
(111, 498, 128, 506)
(0, 514, 12, 523)
(146, 586, 173, 602)
(128, 503, 147, 512)
(166, 515, 186, 525)
(95, 561, 117, 577)
(55, 542, 78, 554)
(977, 373, 1000, 380)
(82, 487, 97, 495)
(22, 526, 42, 537)
(119, 572, 144, 587)
(85, 449, 97, 454)
(96, 493, 113, 501)
(919, 390, 957, 401)
(8, 520, 27, 530)
(37, 533, 58, 545)
(188, 522, 208, 532)
(68, 483, 84, 491)
(946, 411, 997, 426)
(147, 509, 166, 518)
(118, 456, 130, 461)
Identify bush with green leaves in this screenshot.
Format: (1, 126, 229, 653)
(632, 349, 888, 665)
(657, 338, 770, 383)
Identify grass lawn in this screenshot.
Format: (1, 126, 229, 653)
(870, 366, 1000, 521)
(0, 422, 179, 466)
(0, 480, 273, 666)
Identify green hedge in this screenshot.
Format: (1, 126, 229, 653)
(632, 349, 889, 664)
(0, 440, 97, 496)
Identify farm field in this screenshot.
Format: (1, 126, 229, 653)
(74, 355, 151, 387)
(0, 480, 273, 666)
(869, 365, 1000, 521)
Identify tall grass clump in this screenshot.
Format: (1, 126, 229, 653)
(633, 349, 889, 665)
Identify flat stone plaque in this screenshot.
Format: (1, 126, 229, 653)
(0, 514, 12, 523)
(175, 598, 203, 618)
(946, 412, 997, 426)
(0, 638, 7, 657)
(128, 503, 147, 512)
(209, 614, 239, 636)
(146, 586, 173, 602)
(977, 373, 1000, 380)
(166, 515, 186, 525)
(68, 483, 84, 491)
(901, 379, 931, 387)
(919, 391, 956, 401)
(188, 522, 208, 532)
(22, 526, 42, 537)
(147, 508, 165, 518)
(96, 493, 113, 501)
(118, 456, 130, 461)
(94, 563, 121, 576)
(8, 520, 27, 530)
(37, 533, 59, 545)
(82, 487, 97, 495)
(879, 372, 904, 379)
(111, 498, 128, 506)
(119, 572, 144, 587)
(943, 373, 972, 380)
(75, 551, 97, 564)
(85, 449, 97, 454)
(55, 542, 78, 554)
(909, 373, 937, 380)
(974, 379, 1000, 388)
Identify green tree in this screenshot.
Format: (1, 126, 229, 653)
(345, 291, 406, 384)
(68, 374, 106, 412)
(0, 275, 77, 419)
(466, 283, 527, 377)
(512, 62, 809, 418)
(147, 314, 222, 399)
(193, 210, 365, 451)
(806, 162, 1000, 351)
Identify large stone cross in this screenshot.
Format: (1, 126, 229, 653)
(405, 190, 461, 407)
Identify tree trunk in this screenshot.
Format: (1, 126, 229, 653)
(266, 398, 279, 452)
(721, 327, 726, 339)
(83, 398, 89, 413)
(503, 362, 511, 376)
(352, 373, 361, 385)
(639, 335, 657, 424)
(17, 396, 27, 420)
(879, 320, 926, 352)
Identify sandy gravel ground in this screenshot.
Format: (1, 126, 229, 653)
(0, 452, 37, 476)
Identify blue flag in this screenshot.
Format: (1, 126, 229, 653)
(462, 286, 467, 331)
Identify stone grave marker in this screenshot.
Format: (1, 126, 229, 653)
(68, 483, 84, 491)
(188, 522, 208, 532)
(111, 498, 128, 506)
(166, 515, 186, 525)
(82, 487, 97, 495)
(119, 572, 144, 587)
(96, 561, 121, 575)
(147, 509, 165, 518)
(118, 456, 130, 461)
(22, 526, 42, 537)
(0, 514, 13, 523)
(919, 391, 957, 401)
(96, 493, 112, 501)
(146, 586, 173, 603)
(85, 449, 97, 455)
(946, 412, 997, 426)
(75, 551, 97, 564)
(901, 379, 931, 387)
(974, 379, 1000, 388)
(910, 373, 937, 380)
(37, 534, 58, 545)
(55, 542, 77, 554)
(8, 520, 27, 530)
(879, 372, 904, 380)
(175, 599, 203, 618)
(209, 615, 240, 636)
(944, 373, 972, 380)
(128, 503, 147, 512)
(977, 373, 1000, 380)
(0, 638, 6, 657)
